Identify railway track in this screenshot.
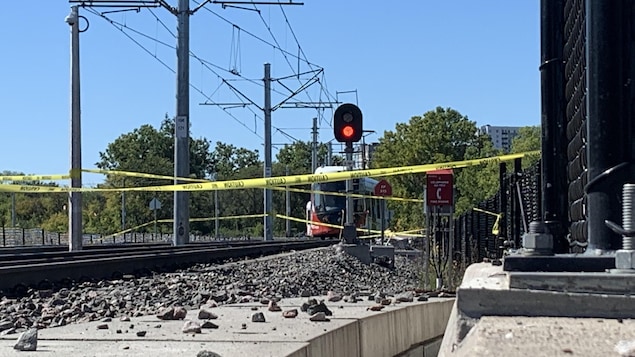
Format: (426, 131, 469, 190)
(0, 240, 266, 265)
(0, 239, 333, 296)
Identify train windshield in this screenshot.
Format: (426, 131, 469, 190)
(314, 181, 346, 212)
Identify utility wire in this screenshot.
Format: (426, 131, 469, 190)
(253, 5, 318, 110)
(87, 6, 332, 146)
(192, 0, 322, 69)
(85, 7, 261, 138)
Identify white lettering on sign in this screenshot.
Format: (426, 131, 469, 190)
(176, 116, 187, 138)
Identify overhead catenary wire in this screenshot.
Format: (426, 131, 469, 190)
(144, 6, 319, 140)
(85, 8, 287, 140)
(84, 5, 337, 148)
(194, 1, 335, 128)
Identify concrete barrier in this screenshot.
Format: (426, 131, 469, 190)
(288, 298, 454, 357)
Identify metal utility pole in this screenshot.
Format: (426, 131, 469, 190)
(345, 143, 354, 227)
(214, 189, 219, 238)
(11, 193, 16, 227)
(211, 173, 219, 238)
(285, 166, 291, 237)
(263, 63, 273, 241)
(66, 6, 83, 251)
(327, 142, 332, 166)
(121, 178, 126, 231)
(173, 0, 190, 246)
(311, 117, 318, 172)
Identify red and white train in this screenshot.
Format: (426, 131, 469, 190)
(305, 166, 387, 238)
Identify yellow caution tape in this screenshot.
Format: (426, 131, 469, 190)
(0, 184, 75, 193)
(99, 213, 267, 241)
(189, 214, 266, 222)
(270, 186, 424, 203)
(0, 151, 537, 194)
(0, 174, 71, 182)
(472, 207, 503, 235)
(274, 213, 424, 239)
(82, 169, 209, 183)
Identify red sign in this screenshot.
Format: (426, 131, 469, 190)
(374, 179, 393, 197)
(426, 169, 453, 206)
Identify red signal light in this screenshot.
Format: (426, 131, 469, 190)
(333, 103, 363, 142)
(342, 125, 355, 139)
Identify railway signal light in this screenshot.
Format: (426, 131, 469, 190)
(334, 103, 363, 143)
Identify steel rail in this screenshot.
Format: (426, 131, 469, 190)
(0, 239, 333, 296)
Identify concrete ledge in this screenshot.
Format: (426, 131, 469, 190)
(0, 296, 454, 357)
(439, 262, 635, 356)
(508, 271, 635, 295)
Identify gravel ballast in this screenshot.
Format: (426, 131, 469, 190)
(0, 245, 425, 335)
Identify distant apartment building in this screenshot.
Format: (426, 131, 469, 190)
(479, 125, 521, 153)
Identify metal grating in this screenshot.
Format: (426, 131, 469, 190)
(563, 0, 587, 252)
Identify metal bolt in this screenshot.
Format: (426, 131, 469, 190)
(528, 221, 548, 234)
(622, 184, 635, 250)
(609, 184, 635, 272)
(522, 221, 553, 256)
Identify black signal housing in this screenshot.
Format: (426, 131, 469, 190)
(333, 103, 363, 142)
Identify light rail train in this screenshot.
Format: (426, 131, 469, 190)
(305, 166, 389, 238)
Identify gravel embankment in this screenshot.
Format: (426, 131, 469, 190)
(0, 245, 424, 335)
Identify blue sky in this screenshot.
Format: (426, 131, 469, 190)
(0, 1, 540, 185)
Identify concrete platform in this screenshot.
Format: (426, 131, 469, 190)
(439, 262, 635, 357)
(0, 295, 454, 357)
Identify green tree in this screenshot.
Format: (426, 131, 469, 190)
(95, 116, 215, 234)
(275, 141, 341, 173)
(203, 142, 262, 236)
(372, 107, 495, 229)
(511, 125, 541, 168)
(0, 171, 68, 231)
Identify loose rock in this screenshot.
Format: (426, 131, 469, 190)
(306, 301, 332, 316)
(157, 307, 175, 320)
(198, 308, 218, 320)
(174, 307, 188, 320)
(0, 320, 14, 332)
(251, 312, 266, 323)
(309, 312, 330, 322)
(326, 291, 343, 302)
(282, 309, 298, 318)
(13, 328, 37, 351)
(367, 305, 385, 311)
(182, 321, 202, 334)
(201, 321, 219, 329)
(395, 291, 414, 303)
(268, 301, 282, 312)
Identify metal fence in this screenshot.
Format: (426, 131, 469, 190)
(450, 161, 541, 263)
(0, 227, 254, 247)
(564, 0, 587, 251)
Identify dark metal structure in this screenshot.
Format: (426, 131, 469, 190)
(450, 0, 635, 268)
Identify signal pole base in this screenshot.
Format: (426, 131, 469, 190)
(339, 243, 371, 265)
(342, 223, 358, 244)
